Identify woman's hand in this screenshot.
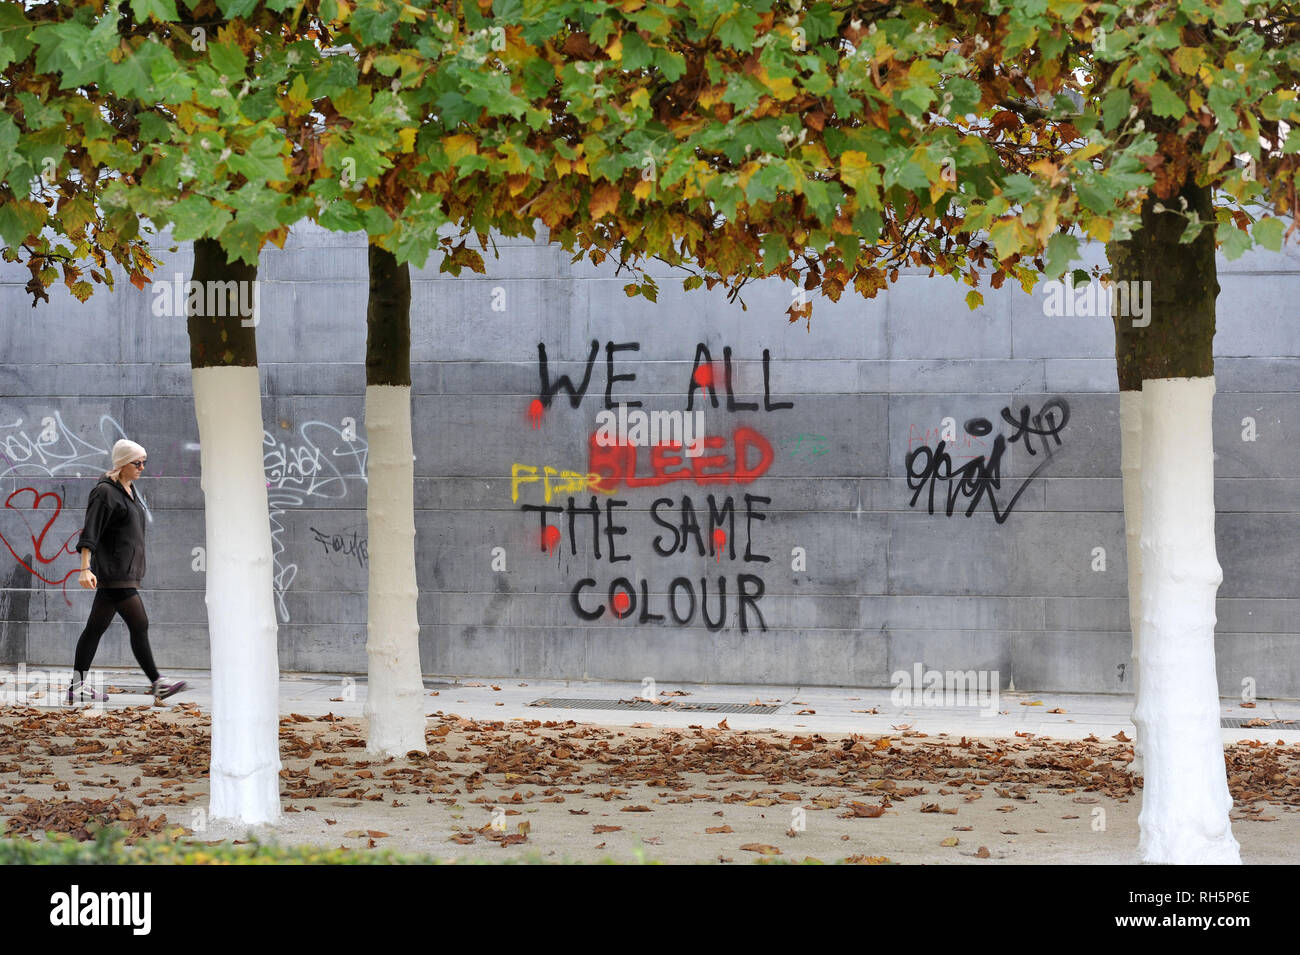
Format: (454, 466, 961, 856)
(78, 569, 97, 590)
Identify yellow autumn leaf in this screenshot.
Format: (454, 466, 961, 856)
(1087, 216, 1113, 243)
(839, 150, 879, 196)
(767, 74, 797, 100)
(590, 182, 621, 218)
(633, 178, 653, 200)
(398, 128, 416, 153)
(443, 134, 478, 163)
(605, 36, 622, 60)
(1172, 46, 1204, 75)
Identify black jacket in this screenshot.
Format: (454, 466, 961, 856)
(76, 475, 147, 588)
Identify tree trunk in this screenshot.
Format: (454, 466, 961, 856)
(1107, 177, 1239, 864)
(188, 238, 281, 824)
(363, 244, 427, 756)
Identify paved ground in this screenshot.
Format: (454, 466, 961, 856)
(1, 667, 1296, 864)
(7, 665, 1294, 740)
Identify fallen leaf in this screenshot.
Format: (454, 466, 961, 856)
(593, 825, 622, 834)
(739, 843, 781, 855)
(940, 837, 959, 847)
(705, 825, 733, 834)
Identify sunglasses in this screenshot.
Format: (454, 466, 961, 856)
(129, 459, 147, 469)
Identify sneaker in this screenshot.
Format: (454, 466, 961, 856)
(150, 678, 187, 702)
(66, 681, 107, 705)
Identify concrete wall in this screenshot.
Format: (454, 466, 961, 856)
(1, 223, 1297, 696)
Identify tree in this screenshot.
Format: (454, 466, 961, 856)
(361, 243, 425, 755)
(188, 237, 281, 823)
(447, 0, 1295, 863)
(1, 0, 329, 823)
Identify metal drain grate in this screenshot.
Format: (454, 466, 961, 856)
(288, 676, 457, 689)
(1221, 717, 1300, 729)
(530, 698, 781, 715)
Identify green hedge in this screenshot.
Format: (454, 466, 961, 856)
(0, 827, 451, 865)
(1, 827, 855, 864)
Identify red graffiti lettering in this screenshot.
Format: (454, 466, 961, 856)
(588, 427, 773, 491)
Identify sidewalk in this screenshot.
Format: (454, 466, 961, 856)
(8, 666, 1298, 743)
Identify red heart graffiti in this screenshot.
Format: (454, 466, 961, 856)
(0, 486, 80, 600)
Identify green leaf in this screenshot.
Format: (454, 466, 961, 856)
(130, 0, 180, 22)
(0, 4, 34, 71)
(208, 41, 247, 79)
(717, 8, 760, 51)
(851, 205, 882, 243)
(1100, 87, 1131, 132)
(352, 1, 401, 45)
(761, 232, 788, 269)
(0, 199, 45, 246)
(1147, 80, 1187, 119)
(166, 197, 232, 240)
(622, 31, 653, 71)
(228, 136, 288, 183)
(965, 290, 984, 310)
(1044, 232, 1080, 279)
(1216, 221, 1252, 260)
(216, 0, 261, 15)
(1252, 216, 1284, 252)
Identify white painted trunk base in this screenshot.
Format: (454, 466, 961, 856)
(363, 385, 428, 756)
(1135, 377, 1238, 864)
(1119, 389, 1144, 777)
(192, 365, 282, 824)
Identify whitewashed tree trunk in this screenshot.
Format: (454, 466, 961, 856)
(1134, 376, 1238, 864)
(1119, 388, 1144, 777)
(193, 364, 282, 824)
(363, 384, 427, 755)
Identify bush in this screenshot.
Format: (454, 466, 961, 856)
(0, 826, 448, 865)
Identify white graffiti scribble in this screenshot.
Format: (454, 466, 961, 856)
(264, 421, 368, 622)
(0, 411, 368, 622)
(0, 411, 154, 515)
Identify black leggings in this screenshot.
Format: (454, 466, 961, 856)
(73, 587, 159, 683)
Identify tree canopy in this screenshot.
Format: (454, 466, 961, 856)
(1, 0, 1296, 316)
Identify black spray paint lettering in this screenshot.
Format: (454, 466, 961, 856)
(904, 398, 1070, 523)
(308, 525, 369, 568)
(569, 573, 767, 633)
(536, 341, 795, 412)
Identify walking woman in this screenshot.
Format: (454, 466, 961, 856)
(68, 438, 186, 704)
